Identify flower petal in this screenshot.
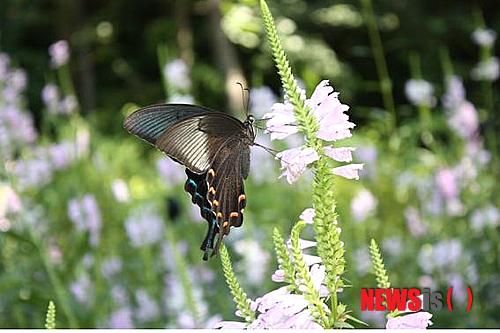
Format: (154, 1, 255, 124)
(271, 269, 285, 282)
(324, 146, 355, 162)
(214, 321, 247, 329)
(277, 147, 319, 184)
(264, 102, 298, 141)
(303, 254, 322, 266)
(386, 312, 433, 329)
(332, 163, 364, 180)
(299, 208, 315, 224)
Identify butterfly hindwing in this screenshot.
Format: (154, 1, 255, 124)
(205, 140, 250, 253)
(184, 169, 219, 259)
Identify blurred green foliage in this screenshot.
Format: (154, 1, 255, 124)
(0, 0, 499, 329)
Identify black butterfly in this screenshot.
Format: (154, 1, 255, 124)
(124, 104, 255, 260)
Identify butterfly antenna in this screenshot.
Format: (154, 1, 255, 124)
(253, 141, 294, 167)
(236, 82, 250, 117)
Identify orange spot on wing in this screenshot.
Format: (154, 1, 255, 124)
(238, 194, 246, 202)
(230, 212, 239, 218)
(222, 221, 229, 228)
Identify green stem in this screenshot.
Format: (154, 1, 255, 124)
(57, 65, 80, 113)
(408, 52, 434, 147)
(157, 44, 170, 99)
(439, 47, 454, 79)
(165, 229, 201, 326)
(360, 0, 396, 130)
(29, 229, 78, 328)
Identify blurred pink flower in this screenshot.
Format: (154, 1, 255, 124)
(156, 157, 185, 186)
(41, 84, 60, 112)
(442, 76, 479, 139)
(135, 289, 160, 322)
(49, 40, 70, 68)
(405, 79, 435, 107)
(125, 205, 165, 247)
(435, 168, 459, 200)
(163, 59, 191, 91)
(276, 147, 319, 184)
(111, 179, 130, 203)
(250, 86, 277, 118)
(386, 312, 433, 329)
(472, 28, 497, 47)
(108, 307, 134, 328)
(60, 95, 78, 114)
(67, 194, 102, 247)
(234, 239, 271, 285)
(448, 101, 479, 139)
(70, 274, 93, 305)
(48, 141, 76, 170)
(404, 207, 427, 238)
(331, 163, 363, 180)
(471, 57, 499, 81)
(101, 256, 123, 280)
(351, 189, 377, 222)
(442, 76, 465, 110)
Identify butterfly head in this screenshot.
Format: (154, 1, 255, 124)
(244, 114, 255, 126)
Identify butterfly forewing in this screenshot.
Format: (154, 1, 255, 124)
(124, 104, 215, 145)
(155, 113, 246, 173)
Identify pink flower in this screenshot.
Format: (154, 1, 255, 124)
(214, 321, 247, 329)
(48, 40, 70, 68)
(108, 307, 134, 328)
(324, 146, 355, 162)
(263, 102, 298, 140)
(386, 312, 433, 329)
(111, 179, 130, 203)
(250, 86, 277, 118)
(351, 189, 378, 222)
(156, 157, 185, 185)
(448, 101, 479, 139)
(442, 76, 465, 109)
(264, 80, 354, 142)
(471, 57, 499, 81)
(41, 84, 60, 112)
(299, 208, 315, 224)
(306, 80, 355, 141)
(331, 163, 364, 180)
(404, 207, 427, 238)
(276, 147, 319, 184)
(472, 28, 497, 47)
(435, 168, 459, 200)
(249, 291, 323, 329)
(405, 79, 435, 107)
(271, 269, 285, 282)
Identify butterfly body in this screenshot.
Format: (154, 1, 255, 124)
(124, 104, 254, 260)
